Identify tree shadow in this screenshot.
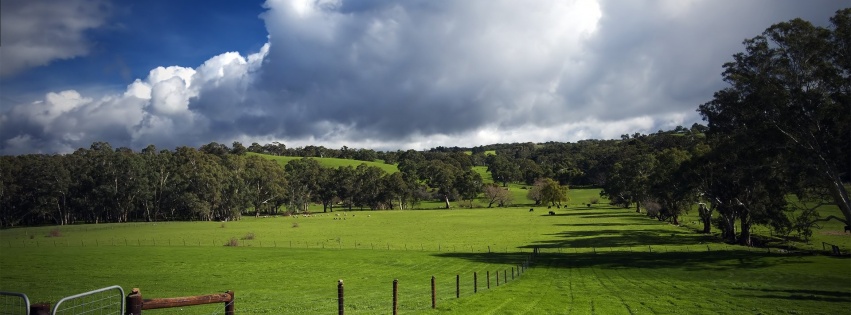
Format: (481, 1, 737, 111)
(734, 288, 851, 303)
(554, 222, 660, 227)
(433, 250, 813, 271)
(525, 228, 711, 248)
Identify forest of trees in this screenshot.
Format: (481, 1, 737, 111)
(0, 10, 848, 248)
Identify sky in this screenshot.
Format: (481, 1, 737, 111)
(0, 0, 847, 155)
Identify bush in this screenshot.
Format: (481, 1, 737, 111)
(225, 237, 239, 247)
(220, 223, 226, 228)
(292, 222, 299, 228)
(241, 232, 255, 240)
(589, 197, 599, 205)
(48, 228, 62, 237)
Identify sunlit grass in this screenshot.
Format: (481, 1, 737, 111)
(2, 192, 848, 314)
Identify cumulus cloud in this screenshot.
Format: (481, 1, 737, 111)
(0, 0, 110, 77)
(0, 0, 846, 154)
(0, 46, 268, 154)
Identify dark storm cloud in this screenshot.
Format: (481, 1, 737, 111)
(1, 0, 847, 154)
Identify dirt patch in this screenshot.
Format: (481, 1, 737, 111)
(820, 230, 851, 236)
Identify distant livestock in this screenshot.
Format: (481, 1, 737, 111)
(548, 211, 556, 215)
(529, 208, 534, 212)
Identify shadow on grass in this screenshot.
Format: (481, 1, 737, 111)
(525, 228, 711, 248)
(735, 288, 851, 303)
(554, 222, 660, 227)
(433, 250, 813, 271)
(542, 209, 625, 217)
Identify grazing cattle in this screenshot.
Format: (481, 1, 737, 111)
(529, 208, 534, 212)
(586, 204, 591, 207)
(548, 211, 555, 215)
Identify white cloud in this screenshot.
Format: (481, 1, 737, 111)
(0, 0, 846, 154)
(0, 0, 110, 77)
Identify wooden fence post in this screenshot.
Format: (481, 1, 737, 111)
(431, 276, 436, 309)
(474, 272, 478, 293)
(487, 271, 490, 289)
(496, 270, 500, 286)
(456, 274, 459, 298)
(125, 288, 142, 315)
(224, 291, 234, 315)
(338, 280, 344, 315)
(392, 279, 398, 315)
(30, 303, 50, 315)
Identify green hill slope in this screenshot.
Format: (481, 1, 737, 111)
(250, 152, 399, 173)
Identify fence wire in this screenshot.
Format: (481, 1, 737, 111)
(0, 291, 29, 315)
(52, 286, 124, 315)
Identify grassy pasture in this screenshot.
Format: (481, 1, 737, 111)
(1, 196, 849, 314)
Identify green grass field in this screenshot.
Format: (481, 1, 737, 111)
(2, 194, 849, 314)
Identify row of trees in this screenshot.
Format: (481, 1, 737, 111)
(0, 143, 286, 226)
(0, 142, 497, 227)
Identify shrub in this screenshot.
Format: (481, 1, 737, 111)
(241, 232, 255, 240)
(225, 237, 239, 247)
(292, 222, 300, 228)
(589, 197, 599, 205)
(220, 223, 226, 228)
(48, 228, 62, 237)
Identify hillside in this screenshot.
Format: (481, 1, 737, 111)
(250, 152, 399, 173)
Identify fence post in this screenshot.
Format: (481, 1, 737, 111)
(431, 276, 436, 309)
(487, 271, 490, 289)
(474, 272, 478, 293)
(126, 288, 142, 315)
(224, 291, 234, 315)
(338, 280, 344, 315)
(512, 267, 515, 280)
(504, 270, 507, 284)
(496, 270, 500, 286)
(392, 279, 398, 315)
(456, 275, 459, 298)
(30, 303, 50, 315)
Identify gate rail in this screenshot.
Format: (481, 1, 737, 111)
(0, 291, 30, 315)
(125, 288, 233, 315)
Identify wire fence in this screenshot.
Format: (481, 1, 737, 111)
(0, 291, 29, 315)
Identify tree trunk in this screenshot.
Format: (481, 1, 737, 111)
(635, 203, 641, 213)
(739, 210, 752, 246)
(699, 203, 712, 234)
(444, 195, 451, 209)
(827, 176, 851, 226)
